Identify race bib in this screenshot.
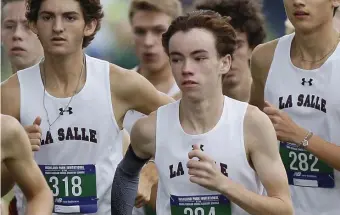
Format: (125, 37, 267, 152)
(39, 164, 98, 214)
(280, 142, 335, 188)
(170, 194, 231, 215)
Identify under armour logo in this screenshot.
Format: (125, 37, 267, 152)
(192, 144, 204, 151)
(59, 107, 73, 115)
(301, 78, 313, 86)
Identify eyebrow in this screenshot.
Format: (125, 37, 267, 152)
(169, 49, 208, 56)
(39, 11, 80, 16)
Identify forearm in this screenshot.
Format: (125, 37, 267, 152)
(26, 189, 53, 215)
(140, 161, 158, 186)
(219, 178, 292, 215)
(292, 127, 340, 171)
(111, 145, 149, 215)
(305, 135, 340, 171)
(1, 165, 15, 197)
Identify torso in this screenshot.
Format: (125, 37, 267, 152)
(154, 97, 264, 215)
(14, 55, 122, 215)
(264, 33, 340, 215)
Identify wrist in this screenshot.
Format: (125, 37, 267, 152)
(217, 175, 233, 194)
(293, 127, 309, 145)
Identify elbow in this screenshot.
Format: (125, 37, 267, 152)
(278, 199, 293, 215)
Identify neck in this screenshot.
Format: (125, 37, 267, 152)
(42, 51, 85, 94)
(180, 91, 224, 134)
(224, 72, 251, 102)
(293, 22, 339, 61)
(11, 58, 41, 74)
(139, 63, 174, 93)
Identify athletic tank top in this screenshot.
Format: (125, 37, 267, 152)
(15, 55, 122, 215)
(264, 33, 340, 215)
(155, 96, 264, 215)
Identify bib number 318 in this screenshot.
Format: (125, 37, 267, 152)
(49, 176, 82, 197)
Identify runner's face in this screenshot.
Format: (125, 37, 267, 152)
(168, 28, 231, 99)
(32, 0, 96, 55)
(1, 1, 43, 71)
(131, 10, 171, 73)
(222, 31, 251, 92)
(284, 0, 339, 33)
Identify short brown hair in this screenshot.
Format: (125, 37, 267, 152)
(2, 0, 23, 9)
(162, 10, 237, 58)
(196, 0, 266, 49)
(25, 0, 104, 48)
(129, 0, 182, 23)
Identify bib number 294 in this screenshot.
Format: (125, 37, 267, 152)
(184, 207, 215, 215)
(49, 176, 82, 197)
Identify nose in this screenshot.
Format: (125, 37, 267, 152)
(52, 17, 64, 33)
(292, 0, 305, 7)
(144, 32, 156, 47)
(181, 59, 194, 77)
(12, 25, 25, 41)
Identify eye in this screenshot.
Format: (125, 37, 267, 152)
(194, 57, 207, 61)
(66, 16, 76, 21)
(171, 58, 181, 63)
(42, 15, 52, 21)
(4, 24, 15, 30)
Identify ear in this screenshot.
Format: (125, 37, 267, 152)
(84, 19, 97, 37)
(29, 21, 38, 35)
(219, 54, 232, 75)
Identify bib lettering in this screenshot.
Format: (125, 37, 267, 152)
(170, 194, 231, 215)
(40, 164, 98, 213)
(280, 142, 334, 188)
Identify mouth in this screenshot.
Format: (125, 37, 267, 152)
(143, 53, 157, 61)
(11, 46, 26, 52)
(294, 11, 309, 18)
(51, 37, 66, 43)
(182, 80, 198, 87)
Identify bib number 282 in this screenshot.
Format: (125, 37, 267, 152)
(49, 176, 82, 197)
(288, 151, 319, 172)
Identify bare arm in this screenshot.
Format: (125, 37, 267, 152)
(0, 74, 21, 119)
(287, 126, 340, 171)
(111, 113, 156, 214)
(217, 106, 293, 215)
(1, 76, 21, 196)
(110, 64, 174, 117)
(1, 115, 53, 215)
(249, 41, 277, 110)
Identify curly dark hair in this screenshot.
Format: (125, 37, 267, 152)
(162, 10, 236, 58)
(25, 0, 104, 48)
(196, 0, 266, 49)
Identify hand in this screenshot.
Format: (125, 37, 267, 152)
(24, 117, 42, 151)
(263, 101, 307, 144)
(187, 144, 228, 192)
(134, 164, 155, 208)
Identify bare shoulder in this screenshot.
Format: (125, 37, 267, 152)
(251, 39, 279, 70)
(243, 105, 277, 149)
(109, 63, 145, 99)
(130, 111, 157, 158)
(131, 111, 157, 143)
(1, 74, 20, 120)
(249, 39, 279, 109)
(1, 114, 21, 138)
(1, 114, 23, 159)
